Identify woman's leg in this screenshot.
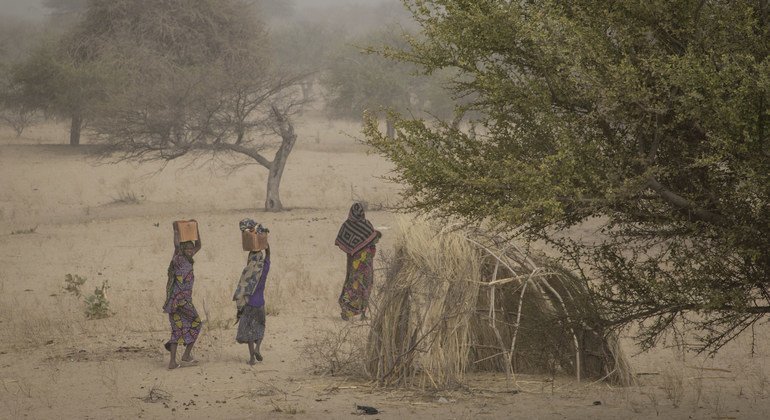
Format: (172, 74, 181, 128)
(254, 338, 263, 361)
(255, 307, 265, 361)
(181, 342, 195, 362)
(177, 302, 200, 362)
(247, 341, 256, 365)
(168, 343, 179, 369)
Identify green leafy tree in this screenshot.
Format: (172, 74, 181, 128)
(364, 0, 770, 353)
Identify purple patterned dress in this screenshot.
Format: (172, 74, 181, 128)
(163, 250, 202, 350)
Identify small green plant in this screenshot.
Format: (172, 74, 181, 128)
(63, 274, 113, 319)
(64, 274, 87, 297)
(84, 280, 113, 319)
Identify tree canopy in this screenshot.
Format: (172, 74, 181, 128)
(321, 27, 459, 140)
(364, 0, 770, 353)
(5, 35, 107, 144)
(71, 0, 304, 211)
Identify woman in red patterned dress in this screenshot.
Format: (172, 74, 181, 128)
(335, 203, 381, 321)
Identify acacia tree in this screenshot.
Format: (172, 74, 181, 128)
(322, 29, 456, 138)
(6, 37, 105, 145)
(80, 0, 305, 211)
(0, 76, 36, 137)
(0, 17, 41, 137)
(364, 0, 770, 353)
(270, 20, 341, 102)
(2, 2, 103, 145)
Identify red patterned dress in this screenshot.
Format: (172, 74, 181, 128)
(335, 203, 381, 320)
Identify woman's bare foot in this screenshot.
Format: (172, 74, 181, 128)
(248, 357, 257, 365)
(180, 359, 199, 367)
(255, 352, 263, 362)
(168, 360, 179, 369)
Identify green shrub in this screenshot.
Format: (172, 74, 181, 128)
(84, 280, 112, 319)
(63, 274, 113, 319)
(64, 273, 87, 297)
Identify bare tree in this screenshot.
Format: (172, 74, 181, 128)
(0, 108, 36, 137)
(80, 0, 307, 211)
(95, 64, 306, 211)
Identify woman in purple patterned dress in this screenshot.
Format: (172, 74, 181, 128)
(163, 221, 202, 369)
(335, 203, 381, 321)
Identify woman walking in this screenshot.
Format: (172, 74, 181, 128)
(233, 219, 271, 365)
(163, 221, 202, 369)
(335, 203, 381, 321)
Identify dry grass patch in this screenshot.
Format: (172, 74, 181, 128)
(301, 323, 368, 377)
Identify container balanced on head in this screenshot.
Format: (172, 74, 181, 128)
(233, 218, 271, 365)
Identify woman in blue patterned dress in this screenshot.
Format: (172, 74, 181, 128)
(233, 219, 271, 365)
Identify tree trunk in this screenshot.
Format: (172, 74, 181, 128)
(264, 109, 297, 212)
(69, 114, 82, 146)
(300, 80, 313, 102)
(265, 163, 283, 211)
(386, 117, 395, 139)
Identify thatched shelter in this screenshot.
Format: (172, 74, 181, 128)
(366, 218, 632, 389)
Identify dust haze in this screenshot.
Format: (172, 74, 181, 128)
(0, 1, 769, 419)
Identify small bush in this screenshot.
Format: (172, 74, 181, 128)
(84, 280, 113, 319)
(63, 274, 113, 319)
(301, 325, 367, 377)
(11, 226, 37, 235)
(64, 274, 87, 297)
(113, 189, 141, 204)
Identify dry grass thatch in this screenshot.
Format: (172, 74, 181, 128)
(366, 218, 633, 389)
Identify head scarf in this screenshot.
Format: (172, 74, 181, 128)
(335, 203, 381, 255)
(239, 218, 269, 233)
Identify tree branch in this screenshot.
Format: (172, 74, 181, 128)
(202, 142, 272, 168)
(645, 176, 726, 225)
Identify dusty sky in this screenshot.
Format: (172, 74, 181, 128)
(0, 0, 394, 21)
(0, 0, 47, 20)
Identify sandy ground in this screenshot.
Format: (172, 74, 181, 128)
(2, 116, 770, 419)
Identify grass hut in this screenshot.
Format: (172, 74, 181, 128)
(366, 218, 632, 389)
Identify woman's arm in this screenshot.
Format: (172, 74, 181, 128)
(173, 222, 181, 250)
(345, 253, 352, 278)
(191, 219, 202, 255)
